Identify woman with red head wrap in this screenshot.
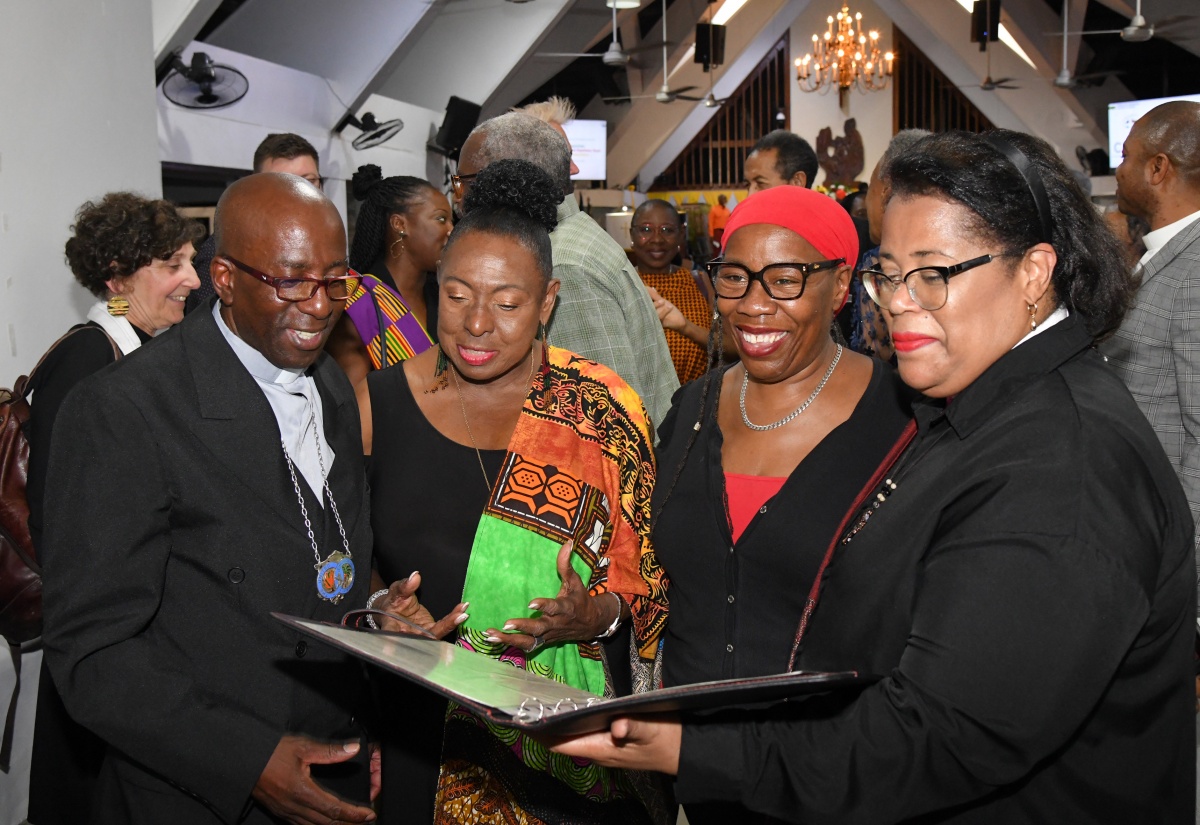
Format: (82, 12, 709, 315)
(621, 184, 915, 824)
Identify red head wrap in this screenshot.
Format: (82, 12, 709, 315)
(722, 186, 859, 272)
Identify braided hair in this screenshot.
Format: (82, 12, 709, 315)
(348, 164, 438, 273)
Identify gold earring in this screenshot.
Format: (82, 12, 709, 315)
(1028, 302, 1038, 330)
(390, 231, 407, 258)
(107, 295, 130, 317)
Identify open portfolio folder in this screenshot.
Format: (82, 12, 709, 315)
(273, 613, 876, 735)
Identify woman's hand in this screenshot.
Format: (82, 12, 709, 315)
(546, 715, 682, 774)
(646, 286, 687, 332)
(376, 571, 468, 640)
(485, 541, 622, 652)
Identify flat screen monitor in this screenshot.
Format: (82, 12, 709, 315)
(562, 119, 607, 181)
(1108, 94, 1200, 162)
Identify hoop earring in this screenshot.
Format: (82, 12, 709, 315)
(1028, 302, 1038, 330)
(390, 231, 407, 258)
(106, 295, 130, 317)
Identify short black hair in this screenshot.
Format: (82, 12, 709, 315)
(65, 192, 204, 299)
(887, 129, 1135, 341)
(450, 159, 560, 282)
(750, 130, 819, 189)
(252, 133, 319, 173)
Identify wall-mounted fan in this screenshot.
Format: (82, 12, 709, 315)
(161, 52, 248, 109)
(334, 112, 405, 150)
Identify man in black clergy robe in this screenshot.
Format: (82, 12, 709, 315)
(41, 173, 379, 825)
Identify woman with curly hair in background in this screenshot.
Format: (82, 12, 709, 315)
(325, 165, 452, 386)
(27, 191, 202, 825)
(357, 159, 669, 824)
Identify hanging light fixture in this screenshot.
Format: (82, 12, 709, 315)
(795, 4, 894, 110)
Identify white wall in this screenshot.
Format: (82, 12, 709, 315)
(0, 0, 161, 379)
(789, 0, 896, 186)
(158, 42, 445, 221)
(0, 5, 160, 818)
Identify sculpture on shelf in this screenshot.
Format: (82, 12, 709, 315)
(816, 118, 865, 187)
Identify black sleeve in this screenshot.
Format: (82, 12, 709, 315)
(25, 326, 117, 554)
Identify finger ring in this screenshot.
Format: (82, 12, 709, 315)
(530, 635, 545, 653)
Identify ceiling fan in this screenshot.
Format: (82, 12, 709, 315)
(602, 0, 700, 104)
(535, 2, 667, 68)
(1051, 0, 1124, 88)
(1052, 0, 1195, 43)
(959, 3, 1019, 93)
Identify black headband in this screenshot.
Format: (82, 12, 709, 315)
(982, 134, 1054, 244)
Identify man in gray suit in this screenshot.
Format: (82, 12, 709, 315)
(1102, 100, 1200, 615)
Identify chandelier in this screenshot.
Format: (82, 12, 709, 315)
(795, 5, 894, 110)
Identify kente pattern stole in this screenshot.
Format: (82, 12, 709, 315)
(343, 273, 434, 369)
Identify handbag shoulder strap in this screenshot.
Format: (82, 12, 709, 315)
(14, 324, 122, 399)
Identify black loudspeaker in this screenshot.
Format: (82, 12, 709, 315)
(694, 24, 727, 69)
(969, 0, 1000, 50)
(427, 96, 482, 161)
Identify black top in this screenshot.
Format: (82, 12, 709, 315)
(655, 358, 913, 687)
(675, 313, 1196, 823)
(184, 234, 217, 315)
(366, 363, 504, 618)
(26, 323, 148, 552)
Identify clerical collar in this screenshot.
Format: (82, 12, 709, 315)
(212, 302, 306, 385)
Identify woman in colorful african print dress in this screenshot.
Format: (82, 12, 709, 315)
(359, 159, 669, 825)
(326, 164, 452, 386)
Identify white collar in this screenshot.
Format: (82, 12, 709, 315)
(1141, 209, 1200, 264)
(1013, 304, 1069, 349)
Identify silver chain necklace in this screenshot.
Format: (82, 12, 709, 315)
(739, 343, 842, 432)
(281, 414, 354, 603)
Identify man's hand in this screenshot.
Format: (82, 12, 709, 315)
(252, 735, 376, 825)
(647, 286, 687, 332)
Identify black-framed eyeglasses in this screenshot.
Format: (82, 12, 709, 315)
(631, 223, 681, 239)
(300, 174, 325, 191)
(451, 172, 477, 194)
(221, 255, 361, 302)
(705, 257, 846, 301)
(860, 253, 1011, 312)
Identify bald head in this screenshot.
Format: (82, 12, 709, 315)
(213, 172, 339, 258)
(1134, 101, 1200, 186)
(210, 172, 349, 370)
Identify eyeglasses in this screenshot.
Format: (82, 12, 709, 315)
(451, 172, 477, 195)
(300, 175, 324, 191)
(705, 258, 845, 301)
(631, 224, 681, 239)
(221, 255, 361, 302)
(860, 253, 1011, 312)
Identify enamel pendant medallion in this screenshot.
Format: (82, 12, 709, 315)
(315, 551, 355, 604)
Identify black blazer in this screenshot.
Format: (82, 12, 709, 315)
(41, 306, 373, 824)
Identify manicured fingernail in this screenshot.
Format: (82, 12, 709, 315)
(461, 602, 469, 609)
(407, 571, 418, 582)
(502, 623, 516, 632)
(485, 634, 502, 643)
(344, 742, 360, 754)
(455, 613, 469, 625)
(528, 602, 539, 610)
